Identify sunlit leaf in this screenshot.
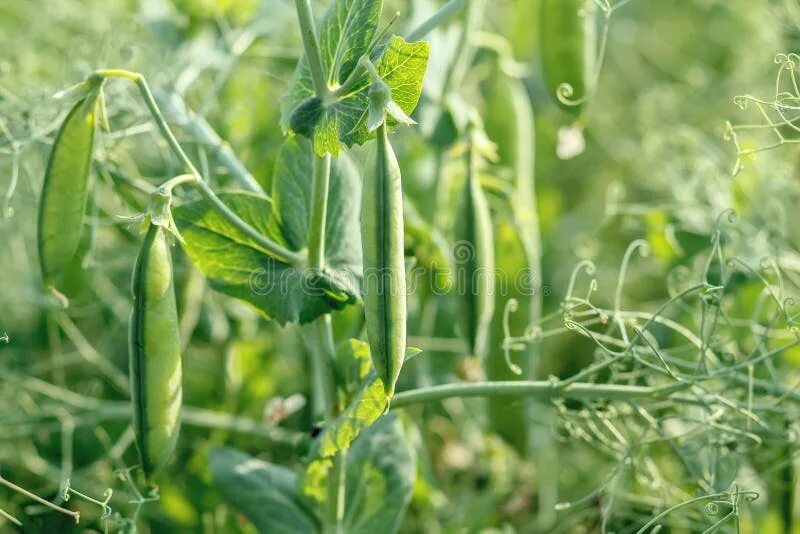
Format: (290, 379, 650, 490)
(283, 27, 429, 155)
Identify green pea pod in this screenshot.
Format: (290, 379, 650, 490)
(540, 0, 595, 115)
(37, 98, 96, 287)
(129, 222, 182, 478)
(404, 198, 453, 293)
(454, 144, 495, 360)
(362, 123, 407, 397)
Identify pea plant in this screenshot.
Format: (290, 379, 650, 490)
(4, 0, 800, 532)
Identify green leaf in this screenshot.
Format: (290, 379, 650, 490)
(319, 0, 383, 86)
(281, 0, 383, 127)
(210, 447, 321, 533)
(283, 34, 430, 155)
(268, 137, 362, 285)
(173, 138, 362, 324)
(336, 338, 373, 397)
(302, 346, 421, 501)
(312, 370, 389, 462)
(344, 415, 416, 533)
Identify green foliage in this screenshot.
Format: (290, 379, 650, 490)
(302, 345, 421, 502)
(173, 138, 362, 324)
(210, 447, 321, 532)
(342, 415, 416, 533)
(282, 0, 430, 156)
(6, 0, 800, 532)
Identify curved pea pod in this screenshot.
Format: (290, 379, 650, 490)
(454, 149, 495, 360)
(129, 222, 182, 478)
(362, 124, 407, 397)
(540, 0, 596, 116)
(37, 98, 96, 288)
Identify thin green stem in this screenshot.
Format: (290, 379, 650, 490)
(292, 62, 345, 524)
(390, 380, 691, 408)
(192, 178, 305, 265)
(406, 0, 468, 42)
(54, 313, 128, 392)
(333, 61, 367, 98)
(361, 57, 381, 84)
(332, 56, 380, 99)
(326, 450, 347, 534)
(160, 173, 196, 192)
(0, 507, 21, 526)
(308, 168, 345, 532)
(308, 154, 332, 269)
(4, 370, 303, 445)
(294, 0, 330, 100)
(152, 88, 266, 195)
(440, 0, 484, 98)
(304, 316, 338, 418)
(94, 70, 304, 266)
(0, 474, 80, 523)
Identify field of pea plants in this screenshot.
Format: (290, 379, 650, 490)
(3, 0, 800, 532)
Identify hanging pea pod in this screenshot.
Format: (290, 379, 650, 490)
(540, 0, 596, 116)
(129, 191, 183, 478)
(362, 81, 408, 397)
(483, 77, 542, 454)
(37, 95, 98, 291)
(454, 126, 495, 361)
(404, 198, 453, 293)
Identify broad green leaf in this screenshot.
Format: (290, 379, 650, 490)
(280, 0, 383, 128)
(283, 33, 430, 155)
(210, 447, 320, 533)
(344, 415, 416, 533)
(302, 346, 421, 501)
(336, 338, 373, 397)
(174, 192, 310, 324)
(319, 0, 383, 86)
(311, 371, 389, 462)
(173, 139, 362, 324)
(268, 136, 362, 287)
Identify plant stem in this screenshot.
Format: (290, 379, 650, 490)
(2, 400, 303, 447)
(390, 380, 691, 408)
(288, 6, 344, 514)
(306, 153, 345, 531)
(333, 56, 381, 99)
(405, 0, 468, 42)
(152, 88, 266, 195)
(0, 507, 21, 526)
(0, 474, 80, 523)
(161, 173, 196, 192)
(326, 449, 347, 534)
(439, 0, 484, 99)
(5, 370, 303, 445)
(304, 315, 338, 418)
(308, 154, 332, 269)
(93, 70, 304, 266)
(294, 0, 330, 100)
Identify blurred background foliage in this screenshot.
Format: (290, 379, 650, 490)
(2, 0, 800, 532)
